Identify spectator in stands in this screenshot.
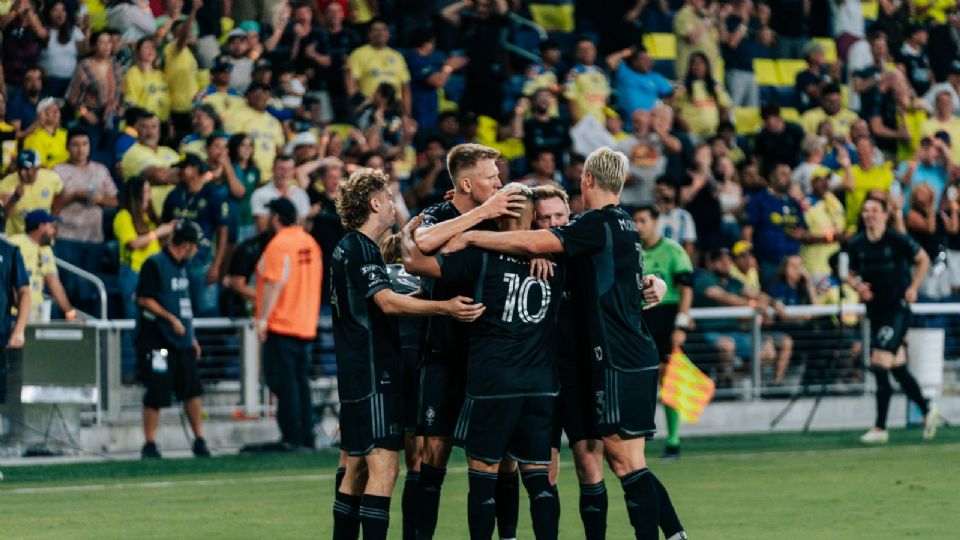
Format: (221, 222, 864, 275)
(730, 240, 761, 290)
(521, 39, 563, 106)
(522, 89, 570, 171)
(862, 71, 916, 158)
(792, 134, 841, 195)
(768, 0, 810, 58)
(656, 181, 698, 259)
(753, 103, 805, 177)
(743, 163, 810, 287)
(252, 154, 311, 232)
(205, 131, 244, 251)
(22, 97, 68, 168)
(307, 159, 344, 304)
(223, 29, 254, 93)
(564, 37, 611, 123)
(608, 47, 674, 131)
(135, 219, 210, 460)
(356, 82, 405, 152)
(0, 93, 15, 174)
(0, 149, 64, 235)
(896, 24, 933, 98)
(674, 0, 722, 80)
(716, 154, 744, 244)
(923, 59, 960, 114)
(0, 0, 44, 98)
(905, 183, 951, 299)
(52, 128, 118, 306)
(66, 29, 123, 158)
(5, 67, 43, 138)
(442, 0, 508, 119)
(795, 42, 836, 113)
(123, 37, 170, 128)
(851, 28, 896, 113)
(227, 83, 286, 181)
(521, 150, 562, 188)
(927, 9, 960, 83)
(800, 83, 860, 136)
(408, 136, 452, 210)
(675, 52, 731, 138)
(840, 136, 895, 231)
(194, 57, 245, 122)
(179, 104, 222, 159)
(161, 154, 228, 317)
(617, 106, 681, 206)
(801, 167, 847, 280)
(228, 133, 262, 242)
(304, 1, 361, 124)
(264, 1, 319, 71)
(922, 92, 960, 166)
(898, 136, 950, 210)
(39, 1, 88, 99)
(347, 18, 411, 116)
(403, 28, 468, 133)
(8, 209, 76, 322)
(164, 3, 201, 139)
(121, 112, 180, 216)
(720, 0, 760, 108)
(106, 0, 156, 43)
(684, 143, 725, 261)
(877, 0, 910, 53)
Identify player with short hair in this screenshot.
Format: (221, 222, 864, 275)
(443, 147, 678, 539)
(330, 168, 484, 540)
(407, 143, 528, 539)
(845, 195, 939, 444)
(404, 183, 565, 539)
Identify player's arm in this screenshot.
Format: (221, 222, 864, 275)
(372, 289, 483, 321)
(401, 216, 442, 278)
(413, 187, 527, 253)
(446, 229, 564, 257)
(906, 247, 930, 303)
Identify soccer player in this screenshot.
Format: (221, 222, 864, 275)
(633, 203, 694, 463)
(406, 143, 528, 539)
(443, 147, 679, 539)
(330, 168, 484, 540)
(404, 183, 565, 540)
(845, 196, 940, 444)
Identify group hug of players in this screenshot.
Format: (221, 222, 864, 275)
(329, 144, 692, 540)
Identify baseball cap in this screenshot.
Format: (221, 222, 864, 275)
(177, 153, 209, 171)
(285, 131, 318, 154)
(267, 197, 298, 224)
(211, 56, 234, 73)
(226, 28, 247, 40)
(934, 130, 952, 146)
(36, 97, 64, 114)
(731, 241, 752, 257)
(25, 209, 60, 231)
(172, 219, 203, 245)
(239, 20, 261, 34)
(712, 247, 733, 260)
(17, 149, 40, 169)
(811, 166, 833, 179)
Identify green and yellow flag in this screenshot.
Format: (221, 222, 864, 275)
(661, 349, 715, 424)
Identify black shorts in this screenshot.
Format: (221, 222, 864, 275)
(594, 367, 658, 440)
(136, 346, 203, 409)
(551, 376, 599, 449)
(454, 395, 555, 465)
(869, 307, 911, 353)
(418, 358, 466, 438)
(401, 348, 420, 433)
(339, 392, 404, 456)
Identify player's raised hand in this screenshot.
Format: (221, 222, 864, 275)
(642, 275, 667, 309)
(479, 185, 527, 220)
(445, 296, 485, 322)
(529, 257, 554, 280)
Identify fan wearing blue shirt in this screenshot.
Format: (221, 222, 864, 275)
(403, 29, 468, 132)
(743, 163, 810, 288)
(608, 47, 673, 131)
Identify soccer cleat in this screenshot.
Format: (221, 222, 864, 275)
(661, 445, 681, 460)
(141, 442, 162, 459)
(667, 532, 688, 540)
(923, 403, 940, 441)
(192, 437, 212, 457)
(859, 429, 889, 444)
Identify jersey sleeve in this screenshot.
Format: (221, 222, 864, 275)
(136, 258, 161, 301)
(672, 243, 695, 285)
(258, 244, 288, 284)
(549, 211, 606, 258)
(11, 246, 28, 290)
(894, 231, 922, 259)
(39, 246, 57, 276)
(438, 247, 483, 284)
(345, 239, 392, 299)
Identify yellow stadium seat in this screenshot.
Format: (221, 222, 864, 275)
(781, 107, 801, 124)
(529, 2, 575, 33)
(777, 60, 808, 87)
(326, 123, 358, 139)
(643, 33, 677, 60)
(753, 59, 779, 86)
(734, 107, 762, 135)
(813, 37, 837, 64)
(862, 1, 879, 20)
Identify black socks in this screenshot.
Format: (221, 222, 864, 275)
(521, 469, 559, 540)
(359, 494, 391, 540)
(402, 472, 419, 540)
(416, 463, 446, 538)
(578, 481, 608, 540)
(651, 471, 683, 538)
(468, 469, 499, 539)
(871, 366, 893, 429)
(619, 468, 659, 540)
(333, 491, 361, 540)
(495, 468, 520, 539)
(890, 365, 929, 415)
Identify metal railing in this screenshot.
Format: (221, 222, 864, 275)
(54, 257, 109, 320)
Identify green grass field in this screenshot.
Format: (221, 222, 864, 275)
(1, 428, 958, 539)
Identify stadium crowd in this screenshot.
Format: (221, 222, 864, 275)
(1, 0, 960, 381)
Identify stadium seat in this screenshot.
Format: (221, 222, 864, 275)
(777, 59, 807, 87)
(529, 1, 575, 33)
(733, 107, 762, 135)
(443, 74, 466, 104)
(643, 33, 677, 60)
(652, 59, 676, 80)
(813, 37, 837, 64)
(862, 1, 878, 21)
(753, 59, 779, 86)
(781, 107, 801, 124)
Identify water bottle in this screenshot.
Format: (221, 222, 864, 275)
(87, 184, 95, 207)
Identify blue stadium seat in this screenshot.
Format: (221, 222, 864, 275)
(511, 24, 543, 55)
(443, 74, 466, 104)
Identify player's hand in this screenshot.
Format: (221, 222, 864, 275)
(441, 232, 471, 254)
(7, 332, 25, 349)
(856, 281, 873, 302)
(445, 296, 485, 322)
(671, 329, 686, 350)
(193, 339, 202, 359)
(443, 189, 455, 202)
(479, 186, 527, 220)
(170, 318, 186, 336)
(641, 275, 667, 309)
(401, 215, 424, 263)
(529, 257, 554, 280)
(905, 285, 918, 304)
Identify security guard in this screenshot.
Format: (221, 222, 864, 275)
(135, 219, 211, 459)
(0, 237, 30, 439)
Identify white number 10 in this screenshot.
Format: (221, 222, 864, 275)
(501, 273, 551, 324)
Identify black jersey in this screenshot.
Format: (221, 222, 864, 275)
(549, 204, 659, 372)
(846, 229, 921, 311)
(387, 263, 423, 354)
(330, 232, 399, 403)
(439, 248, 565, 399)
(417, 201, 496, 360)
(555, 263, 586, 385)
